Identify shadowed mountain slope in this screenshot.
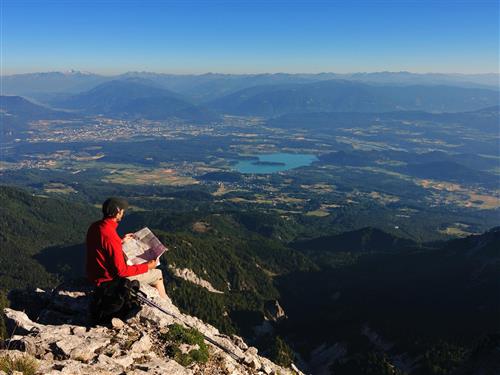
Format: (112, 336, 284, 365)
(0, 95, 74, 139)
(53, 79, 218, 122)
(0, 186, 99, 290)
(210, 80, 499, 117)
(278, 228, 500, 374)
(292, 227, 417, 254)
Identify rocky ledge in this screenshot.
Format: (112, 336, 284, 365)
(1, 281, 302, 375)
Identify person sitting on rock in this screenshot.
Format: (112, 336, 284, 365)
(86, 197, 167, 299)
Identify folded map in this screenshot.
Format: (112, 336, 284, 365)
(122, 227, 168, 265)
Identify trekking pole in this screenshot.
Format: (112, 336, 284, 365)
(130, 288, 245, 363)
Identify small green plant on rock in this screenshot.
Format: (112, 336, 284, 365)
(0, 353, 38, 375)
(270, 336, 295, 367)
(159, 323, 209, 366)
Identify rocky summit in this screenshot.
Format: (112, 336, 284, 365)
(1, 281, 300, 375)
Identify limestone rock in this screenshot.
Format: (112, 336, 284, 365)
(111, 354, 134, 368)
(169, 266, 224, 294)
(262, 363, 273, 374)
(232, 335, 249, 350)
(4, 335, 39, 355)
(245, 346, 258, 356)
(264, 300, 287, 321)
(56, 336, 110, 361)
(130, 333, 152, 353)
(72, 326, 87, 336)
(111, 317, 125, 330)
(3, 309, 42, 335)
(133, 356, 193, 375)
(97, 353, 127, 372)
(179, 343, 200, 354)
(2, 281, 297, 375)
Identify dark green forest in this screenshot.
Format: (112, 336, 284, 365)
(0, 186, 99, 290)
(0, 185, 498, 374)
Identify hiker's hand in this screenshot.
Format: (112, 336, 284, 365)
(122, 233, 135, 242)
(147, 259, 158, 270)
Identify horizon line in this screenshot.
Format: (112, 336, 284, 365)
(2, 69, 499, 77)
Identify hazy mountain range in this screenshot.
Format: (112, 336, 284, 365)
(0, 95, 74, 138)
(208, 79, 498, 116)
(2, 78, 499, 123)
(3, 70, 499, 100)
(49, 79, 218, 122)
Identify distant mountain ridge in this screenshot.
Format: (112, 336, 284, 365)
(209, 79, 500, 116)
(3, 71, 498, 101)
(3, 72, 499, 119)
(52, 79, 219, 122)
(2, 71, 107, 96)
(0, 95, 70, 119)
(0, 95, 73, 139)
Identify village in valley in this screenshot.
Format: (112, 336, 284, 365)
(2, 109, 499, 241)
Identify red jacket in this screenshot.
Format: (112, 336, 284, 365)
(86, 218, 148, 286)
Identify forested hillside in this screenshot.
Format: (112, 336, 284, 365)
(1, 186, 498, 373)
(0, 186, 99, 290)
(0, 186, 99, 340)
(278, 228, 500, 374)
(119, 207, 316, 337)
(0, 185, 313, 361)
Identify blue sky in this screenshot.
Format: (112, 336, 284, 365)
(2, 0, 498, 75)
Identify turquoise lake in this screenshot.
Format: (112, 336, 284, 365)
(233, 153, 318, 174)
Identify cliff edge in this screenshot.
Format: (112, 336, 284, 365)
(1, 280, 301, 375)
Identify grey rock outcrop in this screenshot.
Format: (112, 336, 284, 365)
(264, 300, 287, 322)
(169, 266, 225, 294)
(2, 280, 302, 375)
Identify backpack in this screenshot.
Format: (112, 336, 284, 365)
(90, 278, 141, 325)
